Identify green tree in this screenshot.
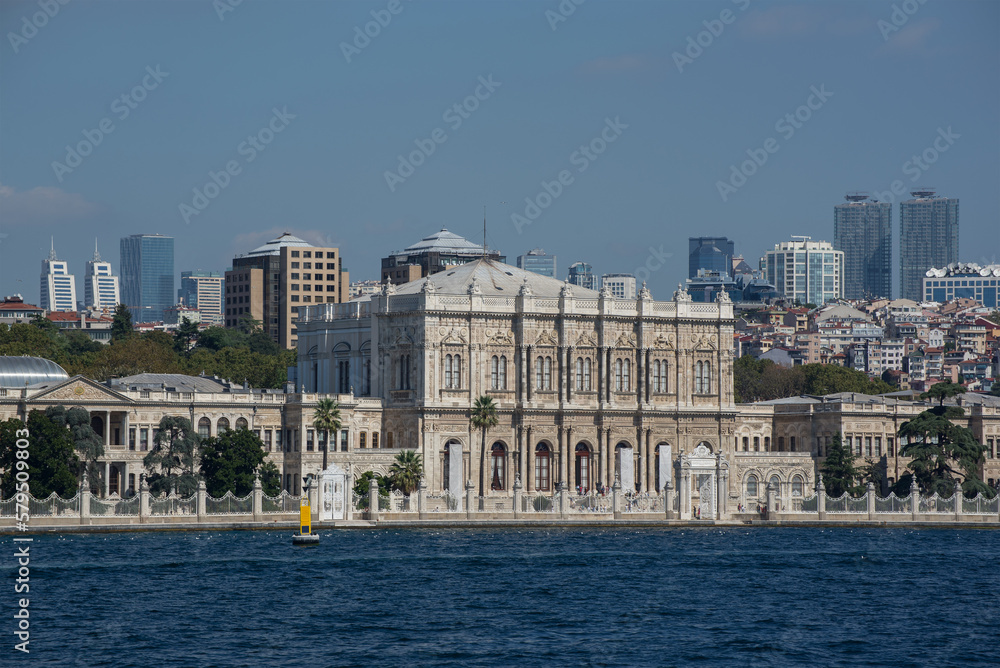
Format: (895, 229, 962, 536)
(857, 457, 884, 491)
(0, 412, 79, 499)
(471, 395, 499, 499)
(174, 317, 200, 354)
(197, 326, 246, 351)
(259, 460, 281, 496)
(312, 398, 341, 471)
(88, 334, 180, 380)
(237, 313, 262, 335)
(990, 383, 1000, 397)
(352, 470, 389, 509)
(820, 432, 859, 497)
(898, 405, 991, 497)
(199, 428, 269, 497)
(920, 381, 965, 406)
(387, 450, 422, 495)
(111, 304, 134, 342)
(143, 416, 200, 496)
(46, 406, 104, 491)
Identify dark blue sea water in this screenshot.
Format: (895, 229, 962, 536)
(3, 527, 998, 667)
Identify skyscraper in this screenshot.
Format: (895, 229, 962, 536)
(763, 236, 843, 305)
(899, 190, 959, 301)
(40, 238, 77, 312)
(567, 261, 597, 290)
(227, 232, 349, 349)
(179, 271, 224, 326)
(120, 234, 174, 323)
(84, 239, 120, 311)
(689, 237, 735, 279)
(516, 248, 556, 278)
(833, 193, 891, 300)
(601, 273, 636, 299)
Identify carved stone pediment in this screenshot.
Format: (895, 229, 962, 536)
(693, 334, 718, 351)
(31, 376, 132, 404)
(439, 327, 468, 345)
(535, 329, 558, 346)
(653, 332, 676, 350)
(575, 331, 598, 347)
(485, 329, 515, 346)
(614, 331, 637, 348)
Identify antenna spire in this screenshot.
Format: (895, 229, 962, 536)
(48, 236, 57, 261)
(93, 237, 101, 262)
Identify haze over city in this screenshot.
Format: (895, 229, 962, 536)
(1, 0, 998, 301)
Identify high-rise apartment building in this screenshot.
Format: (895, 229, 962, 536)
(833, 193, 891, 300)
(84, 240, 120, 311)
(899, 190, 958, 301)
(120, 234, 174, 323)
(226, 233, 349, 349)
(567, 261, 598, 291)
(689, 237, 735, 279)
(516, 248, 556, 278)
(763, 236, 843, 305)
(179, 271, 224, 326)
(40, 239, 77, 312)
(601, 273, 636, 299)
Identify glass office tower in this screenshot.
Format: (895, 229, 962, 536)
(516, 248, 556, 278)
(834, 193, 891, 300)
(120, 234, 174, 323)
(689, 237, 734, 280)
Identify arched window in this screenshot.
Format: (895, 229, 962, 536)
(583, 358, 592, 391)
(746, 474, 758, 497)
(622, 359, 630, 392)
(217, 417, 230, 433)
(791, 476, 804, 497)
(499, 355, 507, 389)
(235, 417, 248, 431)
(490, 443, 506, 491)
(769, 475, 781, 495)
(652, 360, 660, 392)
(695, 361, 703, 393)
(701, 361, 712, 393)
(445, 354, 460, 389)
(615, 359, 623, 392)
(653, 360, 667, 393)
(534, 443, 550, 491)
(491, 356, 500, 390)
(543, 356, 552, 390)
(445, 355, 453, 389)
(575, 358, 583, 391)
(575, 443, 591, 494)
(198, 417, 211, 439)
(535, 357, 544, 390)
(742, 436, 749, 452)
(372, 432, 379, 449)
(360, 432, 367, 449)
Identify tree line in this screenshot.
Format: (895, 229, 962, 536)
(0, 307, 295, 389)
(735, 356, 895, 403)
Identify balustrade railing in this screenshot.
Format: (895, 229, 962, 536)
(919, 493, 955, 514)
(825, 493, 868, 514)
(205, 491, 253, 515)
(424, 493, 459, 512)
(621, 494, 663, 513)
(262, 491, 300, 514)
(963, 494, 1000, 514)
(150, 494, 197, 516)
(521, 494, 556, 513)
(875, 493, 910, 514)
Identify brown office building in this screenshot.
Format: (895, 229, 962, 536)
(226, 233, 349, 349)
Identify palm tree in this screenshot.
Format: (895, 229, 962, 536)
(471, 395, 499, 500)
(389, 450, 423, 495)
(312, 398, 342, 471)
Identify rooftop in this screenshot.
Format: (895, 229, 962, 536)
(391, 257, 600, 299)
(392, 228, 487, 257)
(245, 233, 314, 257)
(0, 356, 69, 388)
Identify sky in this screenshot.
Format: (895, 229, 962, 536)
(1, 0, 998, 304)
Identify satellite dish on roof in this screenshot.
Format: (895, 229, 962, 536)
(993, 268, 1000, 277)
(981, 267, 992, 277)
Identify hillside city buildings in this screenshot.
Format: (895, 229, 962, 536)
(763, 237, 844, 305)
(178, 271, 224, 327)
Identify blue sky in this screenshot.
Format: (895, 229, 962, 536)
(1, 0, 998, 303)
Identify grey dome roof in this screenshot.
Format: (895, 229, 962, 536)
(246, 233, 313, 257)
(0, 356, 69, 388)
(394, 228, 485, 256)
(392, 257, 600, 299)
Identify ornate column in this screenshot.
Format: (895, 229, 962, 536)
(645, 428, 654, 493)
(604, 428, 613, 490)
(910, 477, 920, 520)
(565, 345, 573, 404)
(597, 428, 604, 491)
(597, 346, 606, 405)
(717, 456, 729, 520)
(867, 481, 876, 521)
(557, 426, 565, 490)
(525, 345, 533, 403)
(564, 426, 573, 492)
(525, 426, 534, 492)
(817, 478, 826, 520)
(954, 480, 963, 522)
(680, 460, 690, 520)
(252, 474, 263, 521)
(635, 426, 643, 493)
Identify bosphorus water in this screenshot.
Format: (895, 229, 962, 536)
(5, 528, 998, 666)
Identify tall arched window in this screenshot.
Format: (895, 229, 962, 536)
(499, 355, 507, 389)
(695, 361, 703, 393)
(653, 360, 667, 393)
(235, 417, 248, 431)
(746, 474, 758, 497)
(198, 417, 211, 439)
(791, 476, 804, 497)
(490, 443, 506, 490)
(360, 432, 367, 449)
(615, 359, 623, 391)
(584, 358, 592, 391)
(217, 417, 230, 433)
(575, 358, 583, 391)
(445, 354, 460, 389)
(769, 475, 781, 495)
(372, 432, 380, 449)
(535, 357, 544, 390)
(491, 356, 500, 390)
(622, 359, 630, 392)
(534, 443, 551, 491)
(575, 443, 591, 494)
(543, 356, 552, 390)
